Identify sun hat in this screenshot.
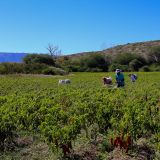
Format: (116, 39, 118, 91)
(115, 69, 121, 73)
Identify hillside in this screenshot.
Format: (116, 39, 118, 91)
(101, 40, 160, 58)
(0, 53, 27, 63)
(57, 40, 160, 72)
(69, 40, 160, 59)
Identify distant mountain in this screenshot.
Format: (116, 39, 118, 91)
(0, 53, 27, 63)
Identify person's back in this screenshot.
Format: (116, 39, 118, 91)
(131, 74, 136, 82)
(103, 77, 112, 85)
(133, 74, 137, 80)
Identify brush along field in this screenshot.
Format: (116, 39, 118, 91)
(0, 72, 160, 160)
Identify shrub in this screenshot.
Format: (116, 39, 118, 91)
(65, 65, 80, 72)
(79, 54, 109, 71)
(24, 63, 48, 74)
(0, 65, 6, 74)
(42, 67, 67, 75)
(42, 68, 56, 75)
(113, 53, 137, 65)
(109, 64, 129, 72)
(139, 66, 150, 72)
(86, 68, 103, 72)
(98, 137, 113, 152)
(148, 46, 160, 64)
(54, 67, 68, 75)
(0, 63, 68, 75)
(23, 54, 55, 66)
(0, 63, 25, 74)
(112, 53, 146, 69)
(149, 64, 160, 71)
(129, 59, 143, 71)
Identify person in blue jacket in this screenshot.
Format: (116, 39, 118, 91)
(115, 69, 125, 87)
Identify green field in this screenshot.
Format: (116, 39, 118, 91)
(0, 72, 160, 160)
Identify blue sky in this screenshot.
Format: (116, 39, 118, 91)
(0, 0, 160, 54)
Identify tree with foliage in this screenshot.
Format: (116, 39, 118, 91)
(82, 54, 109, 71)
(113, 53, 137, 65)
(23, 54, 55, 66)
(148, 46, 160, 64)
(109, 63, 128, 72)
(129, 59, 143, 71)
(139, 66, 150, 72)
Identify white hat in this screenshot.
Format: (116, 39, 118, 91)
(115, 69, 121, 73)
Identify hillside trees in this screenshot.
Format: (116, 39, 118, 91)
(109, 64, 128, 72)
(107, 53, 147, 71)
(56, 53, 111, 72)
(148, 46, 160, 64)
(84, 54, 110, 71)
(113, 53, 138, 65)
(129, 59, 143, 71)
(57, 52, 148, 72)
(78, 54, 110, 72)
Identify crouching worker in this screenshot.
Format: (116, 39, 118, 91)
(103, 77, 112, 85)
(115, 69, 125, 87)
(129, 74, 137, 82)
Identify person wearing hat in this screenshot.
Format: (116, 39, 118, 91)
(128, 74, 137, 82)
(115, 69, 125, 87)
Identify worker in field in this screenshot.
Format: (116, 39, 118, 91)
(129, 74, 137, 82)
(115, 69, 125, 87)
(103, 76, 112, 85)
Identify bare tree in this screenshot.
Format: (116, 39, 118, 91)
(46, 43, 61, 58)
